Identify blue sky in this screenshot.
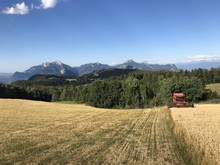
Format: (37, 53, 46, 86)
(1, 0, 220, 72)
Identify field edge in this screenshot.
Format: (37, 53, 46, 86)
(170, 109, 217, 165)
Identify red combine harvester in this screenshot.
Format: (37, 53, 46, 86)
(167, 93, 194, 108)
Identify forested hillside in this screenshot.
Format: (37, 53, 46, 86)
(1, 67, 220, 108)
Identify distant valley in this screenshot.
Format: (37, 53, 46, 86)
(176, 61, 220, 70)
(0, 73, 13, 83)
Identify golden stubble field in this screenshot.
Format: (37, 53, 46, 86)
(1, 99, 220, 164)
(171, 104, 220, 165)
(0, 99, 183, 164)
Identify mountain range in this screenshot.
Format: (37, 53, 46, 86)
(11, 61, 79, 82)
(3, 60, 177, 83)
(1, 59, 220, 83)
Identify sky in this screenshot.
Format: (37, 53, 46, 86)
(1, 0, 220, 72)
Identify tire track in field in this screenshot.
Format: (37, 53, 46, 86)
(68, 109, 164, 164)
(105, 109, 158, 164)
(71, 110, 153, 164)
(102, 108, 184, 164)
(25, 110, 142, 164)
(108, 110, 150, 163)
(58, 111, 144, 164)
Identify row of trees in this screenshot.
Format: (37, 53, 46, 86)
(71, 76, 210, 108)
(56, 73, 213, 108)
(190, 68, 220, 84)
(1, 68, 219, 108)
(0, 83, 51, 102)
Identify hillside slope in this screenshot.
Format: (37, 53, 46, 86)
(0, 99, 183, 164)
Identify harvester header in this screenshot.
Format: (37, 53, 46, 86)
(168, 93, 194, 108)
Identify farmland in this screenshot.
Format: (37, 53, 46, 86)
(0, 99, 220, 164)
(171, 105, 220, 165)
(206, 83, 220, 95)
(0, 99, 182, 164)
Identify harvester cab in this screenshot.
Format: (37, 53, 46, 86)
(168, 93, 194, 108)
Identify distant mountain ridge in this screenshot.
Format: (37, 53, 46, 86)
(2, 59, 220, 84)
(116, 59, 178, 71)
(11, 61, 79, 82)
(77, 60, 178, 76)
(6, 60, 179, 83)
(76, 62, 110, 76)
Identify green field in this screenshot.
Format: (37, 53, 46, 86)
(0, 99, 219, 164)
(206, 83, 220, 95)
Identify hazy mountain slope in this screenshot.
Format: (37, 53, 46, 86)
(76, 62, 110, 76)
(176, 61, 220, 70)
(11, 61, 79, 82)
(0, 73, 13, 84)
(115, 60, 178, 71)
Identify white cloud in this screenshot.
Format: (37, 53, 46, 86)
(39, 0, 58, 9)
(2, 2, 29, 15)
(2, 0, 60, 15)
(185, 54, 220, 63)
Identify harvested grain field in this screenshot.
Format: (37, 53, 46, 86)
(171, 104, 220, 165)
(0, 99, 183, 164)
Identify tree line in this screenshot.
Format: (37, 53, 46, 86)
(70, 74, 212, 108)
(1, 68, 220, 108)
(0, 83, 51, 101)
